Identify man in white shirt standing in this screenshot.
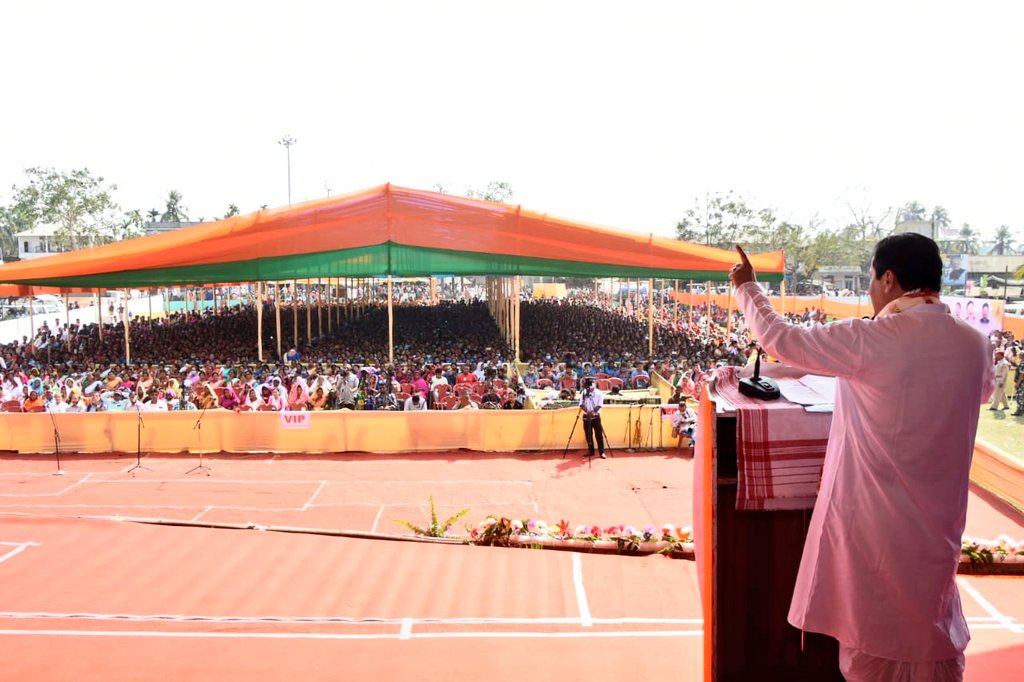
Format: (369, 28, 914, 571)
(730, 234, 993, 682)
(578, 377, 606, 459)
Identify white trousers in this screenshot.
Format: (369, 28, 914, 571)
(840, 645, 964, 682)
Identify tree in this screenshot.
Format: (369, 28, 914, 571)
(992, 225, 1016, 255)
(674, 191, 765, 249)
(146, 208, 160, 223)
(160, 190, 188, 222)
(931, 205, 950, 231)
(434, 181, 515, 204)
(464, 181, 514, 203)
(224, 203, 240, 219)
(119, 209, 145, 240)
(0, 203, 34, 261)
(958, 223, 979, 255)
(801, 229, 847, 281)
(898, 200, 927, 221)
(9, 167, 120, 250)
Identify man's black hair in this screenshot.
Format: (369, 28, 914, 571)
(871, 233, 942, 291)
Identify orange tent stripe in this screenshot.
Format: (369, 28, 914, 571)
(0, 184, 784, 286)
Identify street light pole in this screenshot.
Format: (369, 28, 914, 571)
(278, 135, 297, 205)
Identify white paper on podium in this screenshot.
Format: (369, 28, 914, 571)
(775, 375, 836, 406)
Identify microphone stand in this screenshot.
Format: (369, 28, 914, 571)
(47, 407, 65, 476)
(127, 404, 152, 476)
(186, 406, 211, 475)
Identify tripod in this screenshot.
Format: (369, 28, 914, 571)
(47, 408, 65, 476)
(186, 407, 211, 475)
(624, 403, 635, 452)
(127, 406, 152, 476)
(562, 407, 583, 460)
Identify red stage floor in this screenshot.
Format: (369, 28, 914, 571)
(0, 451, 1020, 680)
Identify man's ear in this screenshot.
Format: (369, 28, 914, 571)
(882, 269, 897, 293)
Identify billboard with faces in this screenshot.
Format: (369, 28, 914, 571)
(944, 296, 1004, 334)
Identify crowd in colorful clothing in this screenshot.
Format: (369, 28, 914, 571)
(1, 292, 1017, 414)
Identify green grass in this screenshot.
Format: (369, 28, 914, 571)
(976, 404, 1024, 463)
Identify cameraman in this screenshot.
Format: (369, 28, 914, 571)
(578, 377, 606, 459)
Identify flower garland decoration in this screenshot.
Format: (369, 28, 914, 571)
(961, 535, 1024, 564)
(468, 516, 694, 555)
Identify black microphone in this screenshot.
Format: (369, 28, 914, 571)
(739, 346, 781, 400)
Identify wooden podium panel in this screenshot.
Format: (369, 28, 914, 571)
(696, 397, 842, 681)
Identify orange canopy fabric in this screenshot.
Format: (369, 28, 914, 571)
(0, 184, 785, 288)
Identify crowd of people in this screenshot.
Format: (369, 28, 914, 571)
(0, 290, 1018, 415)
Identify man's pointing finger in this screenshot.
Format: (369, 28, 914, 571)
(735, 244, 752, 266)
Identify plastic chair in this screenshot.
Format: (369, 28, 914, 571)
(441, 395, 459, 410)
(536, 378, 554, 389)
(26, 405, 47, 413)
(2, 400, 23, 413)
(607, 377, 624, 390)
(632, 373, 650, 389)
(594, 372, 609, 380)
(596, 379, 611, 391)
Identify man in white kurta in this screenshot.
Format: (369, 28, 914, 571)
(730, 235, 994, 681)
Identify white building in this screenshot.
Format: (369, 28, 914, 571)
(14, 224, 67, 260)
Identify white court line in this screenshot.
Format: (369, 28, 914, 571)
(0, 542, 40, 566)
(572, 553, 592, 627)
(302, 481, 327, 511)
(0, 477, 532, 486)
(191, 506, 213, 522)
(56, 472, 92, 496)
(0, 472, 93, 498)
(0, 612, 701, 626)
(370, 505, 385, 533)
(958, 577, 1024, 634)
(0, 629, 701, 640)
(399, 618, 413, 640)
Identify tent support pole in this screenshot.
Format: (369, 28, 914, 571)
(123, 288, 131, 366)
(275, 282, 282, 362)
(306, 279, 312, 344)
(257, 281, 264, 363)
(648, 278, 654, 359)
(96, 291, 102, 341)
(65, 293, 71, 352)
(292, 279, 299, 350)
(317, 278, 323, 338)
(387, 275, 394, 365)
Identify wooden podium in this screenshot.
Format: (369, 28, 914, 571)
(694, 391, 843, 682)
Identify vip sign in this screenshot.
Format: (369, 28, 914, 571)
(280, 412, 312, 429)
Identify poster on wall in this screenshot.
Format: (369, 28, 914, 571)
(943, 296, 1004, 334)
(942, 254, 969, 287)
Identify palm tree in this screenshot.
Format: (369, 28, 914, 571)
(121, 209, 144, 239)
(160, 190, 188, 222)
(992, 225, 1016, 255)
(958, 223, 979, 255)
(931, 205, 950, 231)
(899, 200, 927, 221)
(146, 208, 160, 223)
(224, 204, 240, 219)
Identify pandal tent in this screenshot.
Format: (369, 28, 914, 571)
(0, 183, 785, 362)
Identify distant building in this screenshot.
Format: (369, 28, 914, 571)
(817, 266, 866, 292)
(144, 220, 204, 236)
(15, 224, 66, 260)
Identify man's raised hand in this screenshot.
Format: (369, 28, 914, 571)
(729, 244, 756, 287)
